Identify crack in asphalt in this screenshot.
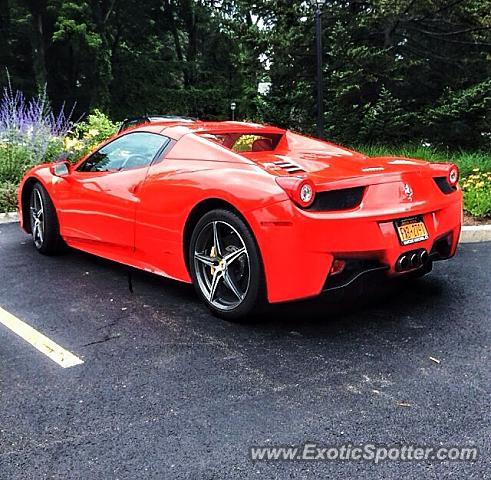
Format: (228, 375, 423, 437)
(81, 334, 121, 347)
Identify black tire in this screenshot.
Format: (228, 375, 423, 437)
(188, 209, 265, 321)
(29, 183, 64, 255)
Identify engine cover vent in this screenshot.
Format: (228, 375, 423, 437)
(272, 160, 306, 174)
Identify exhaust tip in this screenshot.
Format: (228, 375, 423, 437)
(420, 250, 429, 264)
(397, 255, 409, 271)
(410, 253, 420, 268)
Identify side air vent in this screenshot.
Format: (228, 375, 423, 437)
(433, 177, 456, 194)
(307, 186, 365, 211)
(272, 160, 306, 174)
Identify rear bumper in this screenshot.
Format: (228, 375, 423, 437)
(321, 232, 456, 292)
(248, 193, 462, 303)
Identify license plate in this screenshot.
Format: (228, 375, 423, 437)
(395, 217, 428, 245)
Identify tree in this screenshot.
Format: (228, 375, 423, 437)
(1, 0, 489, 148)
(21, 0, 49, 91)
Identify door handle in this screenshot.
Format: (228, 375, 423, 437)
(129, 184, 140, 195)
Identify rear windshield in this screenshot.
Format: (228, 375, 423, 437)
(197, 132, 283, 153)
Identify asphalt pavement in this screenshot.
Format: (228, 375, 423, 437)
(0, 222, 489, 479)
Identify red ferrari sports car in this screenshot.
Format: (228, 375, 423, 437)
(17, 117, 462, 320)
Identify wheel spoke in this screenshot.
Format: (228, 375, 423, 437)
(224, 247, 246, 266)
(208, 270, 223, 303)
(195, 252, 216, 267)
(37, 222, 44, 243)
(31, 190, 45, 247)
(223, 270, 244, 301)
(35, 191, 41, 211)
(212, 222, 222, 257)
(32, 222, 38, 240)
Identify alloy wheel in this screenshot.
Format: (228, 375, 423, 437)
(193, 221, 250, 311)
(30, 189, 45, 249)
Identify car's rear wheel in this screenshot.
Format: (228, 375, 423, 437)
(189, 209, 265, 321)
(29, 183, 63, 255)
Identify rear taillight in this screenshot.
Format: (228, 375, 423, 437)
(431, 163, 459, 185)
(448, 165, 459, 187)
(431, 162, 459, 193)
(275, 177, 316, 208)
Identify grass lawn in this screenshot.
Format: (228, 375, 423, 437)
(355, 144, 491, 178)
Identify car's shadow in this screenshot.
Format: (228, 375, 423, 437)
(247, 274, 448, 340)
(62, 245, 449, 341)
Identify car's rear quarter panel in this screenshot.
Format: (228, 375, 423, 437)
(134, 156, 288, 282)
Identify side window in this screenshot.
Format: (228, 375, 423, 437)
(77, 132, 170, 172)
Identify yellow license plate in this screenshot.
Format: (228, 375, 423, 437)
(395, 217, 428, 245)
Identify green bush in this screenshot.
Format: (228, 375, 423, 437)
(44, 136, 65, 162)
(461, 170, 491, 218)
(72, 109, 118, 145)
(64, 109, 118, 161)
(0, 136, 65, 186)
(0, 181, 17, 213)
(0, 142, 31, 183)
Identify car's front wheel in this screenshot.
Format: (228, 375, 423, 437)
(189, 209, 265, 321)
(29, 183, 63, 255)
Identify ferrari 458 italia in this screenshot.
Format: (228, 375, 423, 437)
(17, 117, 462, 320)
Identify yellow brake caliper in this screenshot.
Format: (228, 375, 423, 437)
(210, 246, 217, 275)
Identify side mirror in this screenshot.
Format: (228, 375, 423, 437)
(50, 161, 71, 177)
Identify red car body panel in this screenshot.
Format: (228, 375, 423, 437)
(17, 120, 462, 303)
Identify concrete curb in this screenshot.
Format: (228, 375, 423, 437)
(460, 225, 491, 243)
(1, 211, 491, 242)
(0, 212, 19, 224)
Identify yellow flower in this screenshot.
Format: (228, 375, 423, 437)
(64, 137, 84, 151)
(85, 128, 100, 139)
(64, 137, 76, 150)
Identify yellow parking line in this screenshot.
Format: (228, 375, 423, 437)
(0, 306, 84, 368)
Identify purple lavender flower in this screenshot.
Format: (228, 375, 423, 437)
(0, 74, 75, 176)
